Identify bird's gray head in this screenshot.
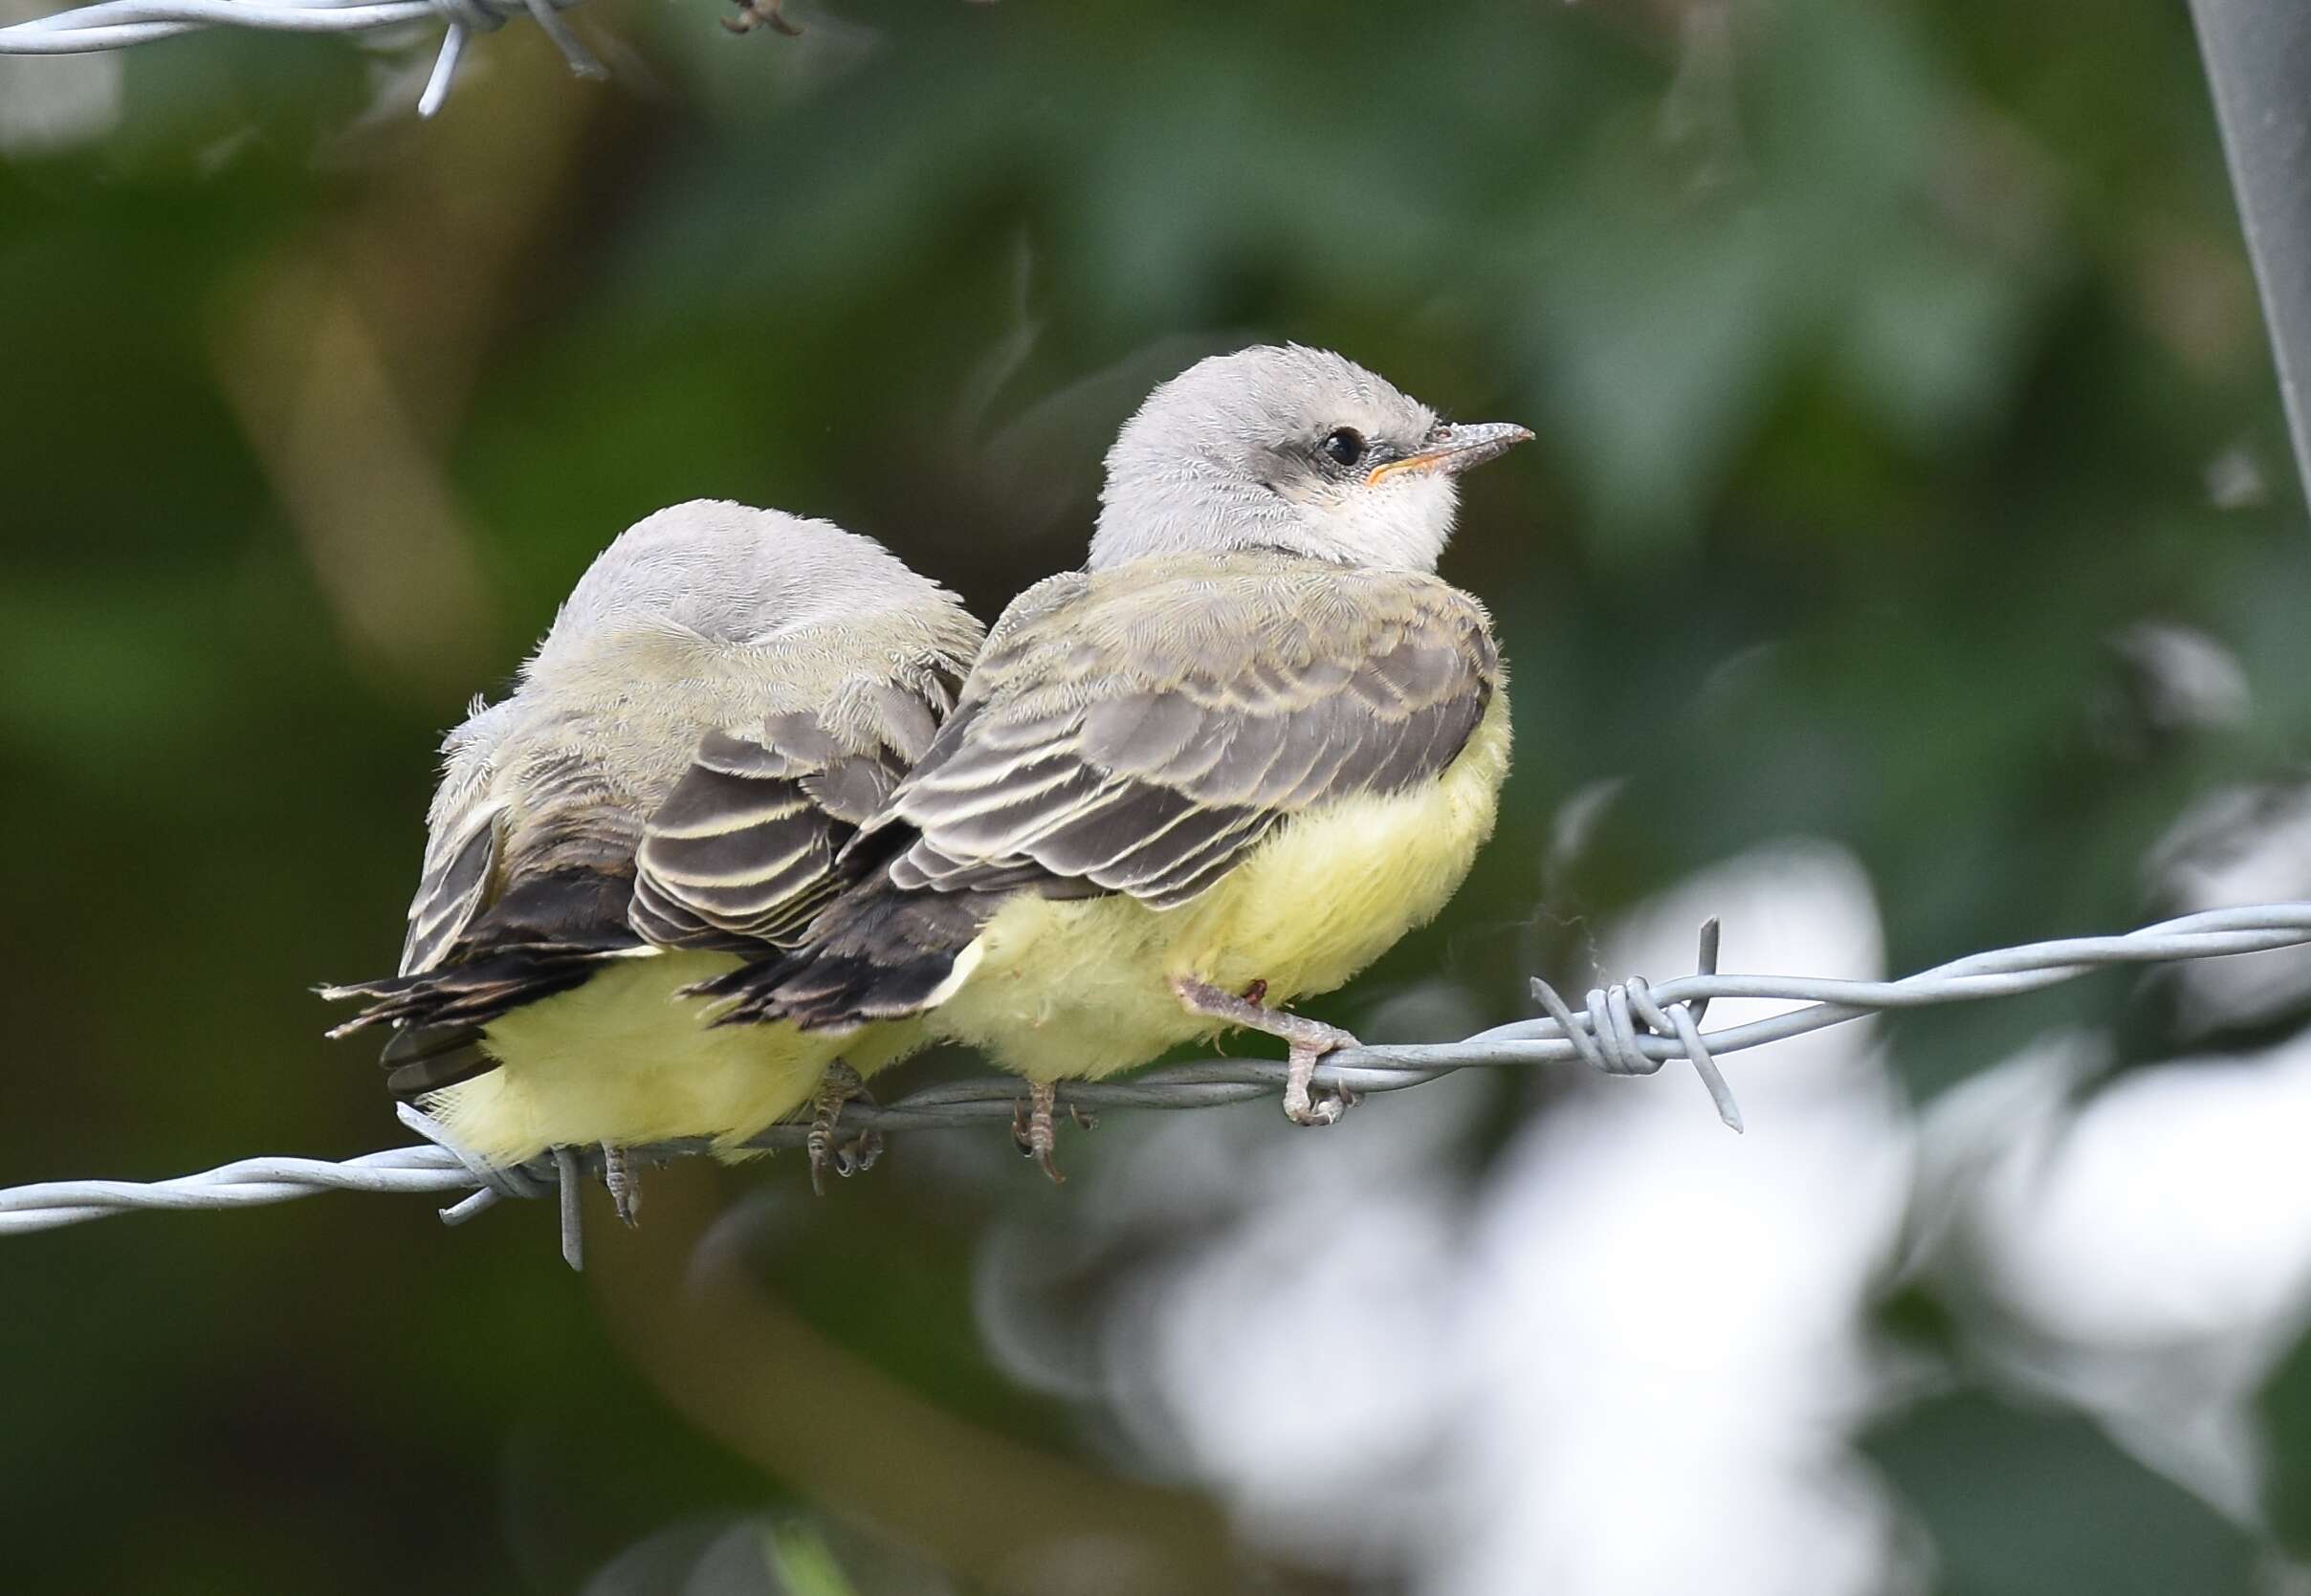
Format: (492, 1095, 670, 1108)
(1088, 344, 1530, 573)
(528, 499, 965, 680)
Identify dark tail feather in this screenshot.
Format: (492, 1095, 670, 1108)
(319, 949, 609, 1037)
(322, 864, 644, 1094)
(321, 943, 632, 1095)
(691, 874, 998, 1031)
(378, 1024, 497, 1097)
(319, 958, 597, 1099)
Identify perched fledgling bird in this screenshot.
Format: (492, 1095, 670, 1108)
(698, 346, 1528, 1176)
(322, 500, 984, 1207)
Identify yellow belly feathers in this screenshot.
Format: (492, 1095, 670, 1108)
(934, 689, 1512, 1081)
(425, 951, 910, 1165)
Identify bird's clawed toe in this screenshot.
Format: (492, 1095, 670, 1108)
(1171, 974, 1362, 1126)
(832, 1127, 884, 1179)
(600, 1143, 641, 1226)
(1013, 1081, 1075, 1184)
(1282, 1027, 1360, 1126)
(808, 1059, 875, 1195)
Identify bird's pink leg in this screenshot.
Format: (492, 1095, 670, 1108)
(1169, 976, 1362, 1126)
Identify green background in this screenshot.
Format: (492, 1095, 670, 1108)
(4, 0, 2310, 1589)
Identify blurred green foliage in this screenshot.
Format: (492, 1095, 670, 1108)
(1866, 1391, 2261, 1594)
(2262, 1329, 2311, 1556)
(3, 0, 2309, 1590)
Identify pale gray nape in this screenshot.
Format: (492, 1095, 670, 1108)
(531, 498, 965, 682)
(1087, 343, 1463, 574)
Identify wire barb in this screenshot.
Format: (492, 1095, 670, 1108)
(7, 901, 2311, 1248)
(1530, 919, 1743, 1130)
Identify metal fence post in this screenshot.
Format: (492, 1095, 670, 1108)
(2190, 0, 2311, 508)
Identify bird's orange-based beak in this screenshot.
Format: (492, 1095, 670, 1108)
(1365, 421, 1533, 487)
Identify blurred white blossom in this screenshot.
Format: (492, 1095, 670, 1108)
(1917, 1028, 2311, 1519)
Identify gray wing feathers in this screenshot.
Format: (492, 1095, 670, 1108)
(880, 563, 1496, 912)
(399, 806, 502, 975)
(629, 685, 946, 951)
(628, 732, 839, 950)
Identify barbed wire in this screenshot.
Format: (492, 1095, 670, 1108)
(0, 0, 605, 118)
(7, 901, 2309, 1268)
(0, 0, 984, 117)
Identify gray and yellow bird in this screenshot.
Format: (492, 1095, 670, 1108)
(700, 346, 1528, 1175)
(323, 499, 984, 1204)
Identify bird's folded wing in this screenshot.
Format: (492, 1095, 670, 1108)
(880, 563, 1497, 911)
(398, 800, 502, 976)
(629, 684, 949, 950)
(328, 752, 649, 1056)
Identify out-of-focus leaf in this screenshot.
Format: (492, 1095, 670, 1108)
(1526, 207, 1803, 549)
(765, 1522, 861, 1596)
(2258, 1317, 2311, 1555)
(1864, 1389, 2260, 1594)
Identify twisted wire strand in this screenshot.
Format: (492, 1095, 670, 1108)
(6, 901, 2308, 1263)
(0, 0, 602, 116)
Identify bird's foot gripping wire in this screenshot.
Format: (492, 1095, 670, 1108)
(1169, 976, 1361, 1126)
(600, 1143, 641, 1226)
(806, 1059, 884, 1196)
(1010, 1082, 1095, 1185)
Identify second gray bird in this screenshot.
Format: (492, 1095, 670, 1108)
(323, 499, 983, 1205)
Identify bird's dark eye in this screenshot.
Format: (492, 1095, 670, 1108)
(1320, 428, 1366, 468)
